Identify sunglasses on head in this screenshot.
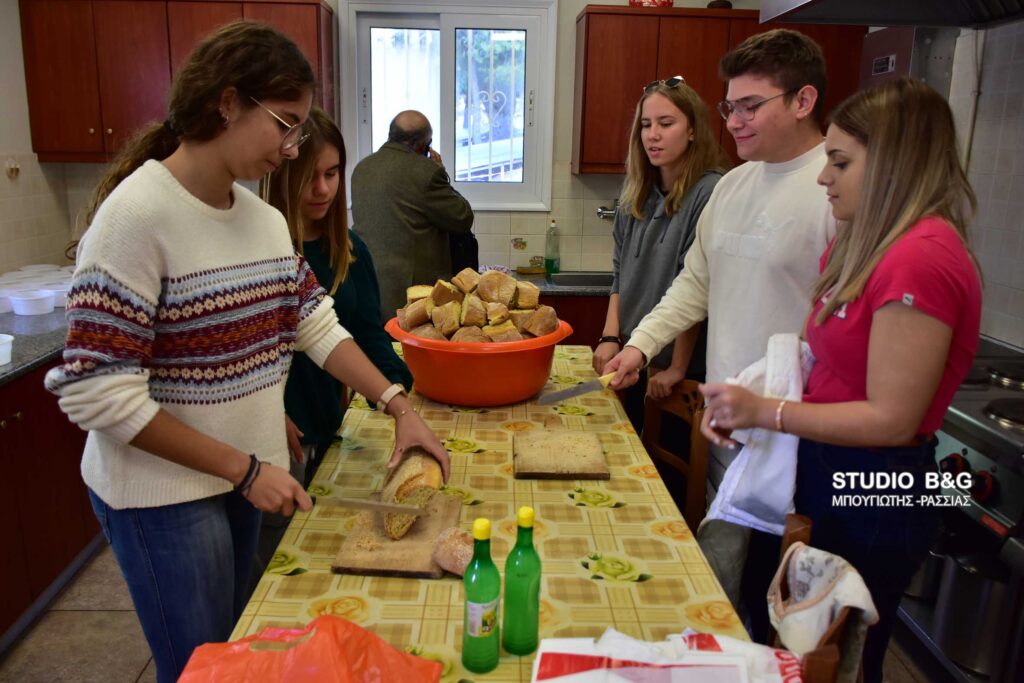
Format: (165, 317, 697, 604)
(643, 75, 685, 94)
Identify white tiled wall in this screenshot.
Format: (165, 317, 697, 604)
(954, 21, 1024, 348)
(477, 162, 623, 272)
(0, 154, 72, 274)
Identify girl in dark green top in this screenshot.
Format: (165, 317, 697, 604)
(264, 108, 412, 485)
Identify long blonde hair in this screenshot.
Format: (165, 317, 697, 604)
(620, 81, 729, 220)
(812, 77, 979, 324)
(261, 108, 353, 294)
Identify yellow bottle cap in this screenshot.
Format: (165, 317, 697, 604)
(517, 506, 535, 528)
(472, 517, 491, 540)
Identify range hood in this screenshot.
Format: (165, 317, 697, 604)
(761, 0, 1024, 29)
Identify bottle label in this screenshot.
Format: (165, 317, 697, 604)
(466, 598, 499, 637)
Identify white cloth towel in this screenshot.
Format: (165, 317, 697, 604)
(700, 333, 815, 536)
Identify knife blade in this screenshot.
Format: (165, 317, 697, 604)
(537, 373, 616, 405)
(312, 496, 423, 517)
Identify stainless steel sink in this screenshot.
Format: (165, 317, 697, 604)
(548, 271, 613, 287)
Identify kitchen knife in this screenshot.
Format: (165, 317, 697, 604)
(312, 496, 422, 516)
(537, 373, 616, 405)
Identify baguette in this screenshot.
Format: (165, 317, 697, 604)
(406, 285, 433, 304)
(513, 280, 540, 309)
(430, 279, 464, 306)
(432, 526, 474, 576)
(452, 267, 481, 294)
(380, 451, 442, 540)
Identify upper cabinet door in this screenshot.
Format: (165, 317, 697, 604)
(93, 1, 172, 154)
(657, 17, 731, 151)
(243, 3, 320, 80)
(168, 2, 244, 75)
(574, 14, 660, 173)
(19, 0, 104, 155)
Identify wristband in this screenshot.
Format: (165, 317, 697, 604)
(775, 400, 788, 433)
(597, 335, 621, 346)
(234, 453, 259, 491)
(376, 383, 407, 412)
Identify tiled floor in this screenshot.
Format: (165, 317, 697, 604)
(0, 542, 938, 682)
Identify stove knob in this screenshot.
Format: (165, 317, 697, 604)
(970, 471, 996, 502)
(939, 453, 971, 475)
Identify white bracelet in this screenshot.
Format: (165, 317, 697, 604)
(376, 384, 407, 412)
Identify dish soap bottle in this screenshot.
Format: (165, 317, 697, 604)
(544, 219, 560, 274)
(502, 506, 541, 655)
(462, 517, 501, 673)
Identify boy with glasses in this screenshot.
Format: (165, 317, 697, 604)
(605, 29, 836, 635)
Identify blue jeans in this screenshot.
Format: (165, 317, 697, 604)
(89, 489, 261, 683)
(741, 438, 939, 683)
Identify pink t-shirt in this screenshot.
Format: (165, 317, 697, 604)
(804, 216, 982, 434)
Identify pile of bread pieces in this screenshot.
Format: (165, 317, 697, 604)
(397, 268, 560, 342)
(381, 451, 474, 576)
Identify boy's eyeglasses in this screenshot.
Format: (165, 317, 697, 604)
(643, 75, 685, 94)
(716, 88, 800, 122)
(249, 96, 309, 151)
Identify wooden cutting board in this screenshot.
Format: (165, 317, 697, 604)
(331, 493, 462, 579)
(513, 416, 609, 480)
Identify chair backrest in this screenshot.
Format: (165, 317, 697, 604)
(641, 376, 709, 531)
(772, 514, 863, 683)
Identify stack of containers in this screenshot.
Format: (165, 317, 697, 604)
(0, 263, 72, 315)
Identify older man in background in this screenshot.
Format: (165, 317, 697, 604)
(352, 110, 475, 319)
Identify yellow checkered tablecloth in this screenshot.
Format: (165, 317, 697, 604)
(232, 345, 747, 680)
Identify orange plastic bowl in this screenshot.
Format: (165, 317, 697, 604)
(385, 317, 573, 407)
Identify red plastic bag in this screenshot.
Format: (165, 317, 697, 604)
(179, 616, 442, 683)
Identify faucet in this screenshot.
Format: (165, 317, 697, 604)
(596, 199, 618, 220)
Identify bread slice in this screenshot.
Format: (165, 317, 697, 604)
(431, 300, 462, 337)
(451, 326, 490, 343)
(459, 293, 487, 327)
(410, 323, 446, 341)
(406, 285, 433, 304)
(513, 280, 540, 309)
(452, 267, 481, 294)
(509, 309, 534, 333)
(430, 279, 464, 306)
(523, 304, 559, 337)
(432, 526, 474, 576)
(380, 451, 442, 540)
(486, 302, 510, 326)
(483, 320, 524, 342)
(476, 270, 517, 306)
(402, 297, 434, 330)
(396, 307, 408, 330)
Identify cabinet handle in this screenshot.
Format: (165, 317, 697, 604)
(88, 128, 96, 135)
(0, 420, 6, 430)
(13, 411, 22, 421)
(106, 128, 113, 135)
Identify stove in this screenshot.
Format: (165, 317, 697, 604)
(900, 337, 1024, 683)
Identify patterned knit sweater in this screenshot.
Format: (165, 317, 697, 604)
(45, 160, 350, 509)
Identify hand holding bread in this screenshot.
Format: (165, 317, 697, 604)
(386, 394, 451, 481)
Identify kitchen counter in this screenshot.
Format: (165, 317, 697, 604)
(0, 310, 67, 386)
(517, 271, 613, 297)
(234, 344, 746, 678)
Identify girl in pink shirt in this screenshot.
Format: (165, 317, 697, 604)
(699, 77, 982, 682)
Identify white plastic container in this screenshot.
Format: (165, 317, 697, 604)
(0, 334, 12, 365)
(9, 289, 55, 315)
(0, 289, 13, 314)
(42, 283, 71, 307)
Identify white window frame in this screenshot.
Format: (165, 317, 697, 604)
(339, 0, 558, 212)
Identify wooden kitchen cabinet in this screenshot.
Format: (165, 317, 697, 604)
(572, 5, 866, 173)
(21, 0, 336, 163)
(539, 294, 607, 348)
(0, 362, 95, 638)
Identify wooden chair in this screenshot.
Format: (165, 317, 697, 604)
(641, 375, 709, 531)
(773, 513, 862, 683)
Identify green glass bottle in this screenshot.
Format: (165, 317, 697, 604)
(462, 517, 501, 673)
(502, 506, 542, 655)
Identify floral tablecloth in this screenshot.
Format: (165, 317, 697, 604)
(232, 344, 747, 680)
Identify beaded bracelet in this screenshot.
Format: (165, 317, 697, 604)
(240, 460, 262, 496)
(234, 453, 259, 493)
